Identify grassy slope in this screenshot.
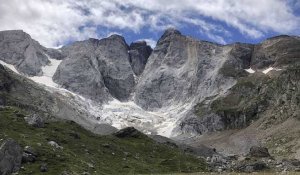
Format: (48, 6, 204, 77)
(0, 107, 206, 175)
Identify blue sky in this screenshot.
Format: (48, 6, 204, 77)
(0, 0, 299, 48)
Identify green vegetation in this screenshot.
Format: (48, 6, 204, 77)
(0, 106, 207, 175)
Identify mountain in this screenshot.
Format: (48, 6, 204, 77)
(0, 29, 299, 174)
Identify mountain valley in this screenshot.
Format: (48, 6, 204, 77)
(0, 29, 299, 174)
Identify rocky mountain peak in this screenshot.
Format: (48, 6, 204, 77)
(87, 38, 100, 44)
(157, 28, 182, 44)
(106, 34, 127, 45)
(162, 28, 181, 37)
(0, 30, 30, 40)
(0, 30, 50, 76)
(128, 41, 153, 75)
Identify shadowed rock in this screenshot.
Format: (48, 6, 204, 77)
(248, 146, 271, 158)
(0, 30, 53, 76)
(113, 127, 145, 138)
(128, 41, 152, 75)
(0, 139, 23, 174)
(53, 35, 135, 102)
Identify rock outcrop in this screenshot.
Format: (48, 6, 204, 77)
(128, 41, 152, 75)
(0, 30, 62, 76)
(134, 28, 247, 112)
(53, 35, 149, 102)
(177, 34, 300, 135)
(0, 139, 23, 175)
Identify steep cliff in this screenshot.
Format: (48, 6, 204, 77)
(0, 30, 62, 76)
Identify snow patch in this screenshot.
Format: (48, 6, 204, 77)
(97, 99, 184, 137)
(245, 68, 255, 73)
(262, 67, 274, 74)
(0, 60, 20, 74)
(29, 55, 62, 88)
(262, 67, 282, 74)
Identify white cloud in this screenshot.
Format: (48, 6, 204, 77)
(0, 0, 299, 47)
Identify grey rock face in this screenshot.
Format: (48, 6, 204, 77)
(0, 138, 23, 175)
(219, 43, 253, 78)
(0, 30, 50, 76)
(95, 35, 135, 101)
(179, 112, 225, 134)
(54, 35, 135, 101)
(53, 39, 108, 103)
(180, 35, 300, 136)
(134, 28, 239, 110)
(53, 52, 110, 103)
(45, 48, 65, 60)
(128, 41, 152, 75)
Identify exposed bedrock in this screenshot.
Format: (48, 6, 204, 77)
(53, 35, 152, 102)
(0, 30, 63, 76)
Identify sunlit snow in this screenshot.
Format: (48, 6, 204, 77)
(0, 60, 20, 74)
(262, 67, 274, 74)
(29, 55, 62, 88)
(262, 67, 282, 74)
(245, 68, 255, 73)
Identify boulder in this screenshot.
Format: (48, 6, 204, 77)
(40, 163, 48, 172)
(48, 141, 63, 149)
(24, 146, 38, 157)
(22, 152, 36, 163)
(24, 114, 45, 128)
(248, 146, 271, 158)
(0, 138, 23, 175)
(22, 146, 37, 163)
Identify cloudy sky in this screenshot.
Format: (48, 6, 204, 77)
(0, 0, 299, 48)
